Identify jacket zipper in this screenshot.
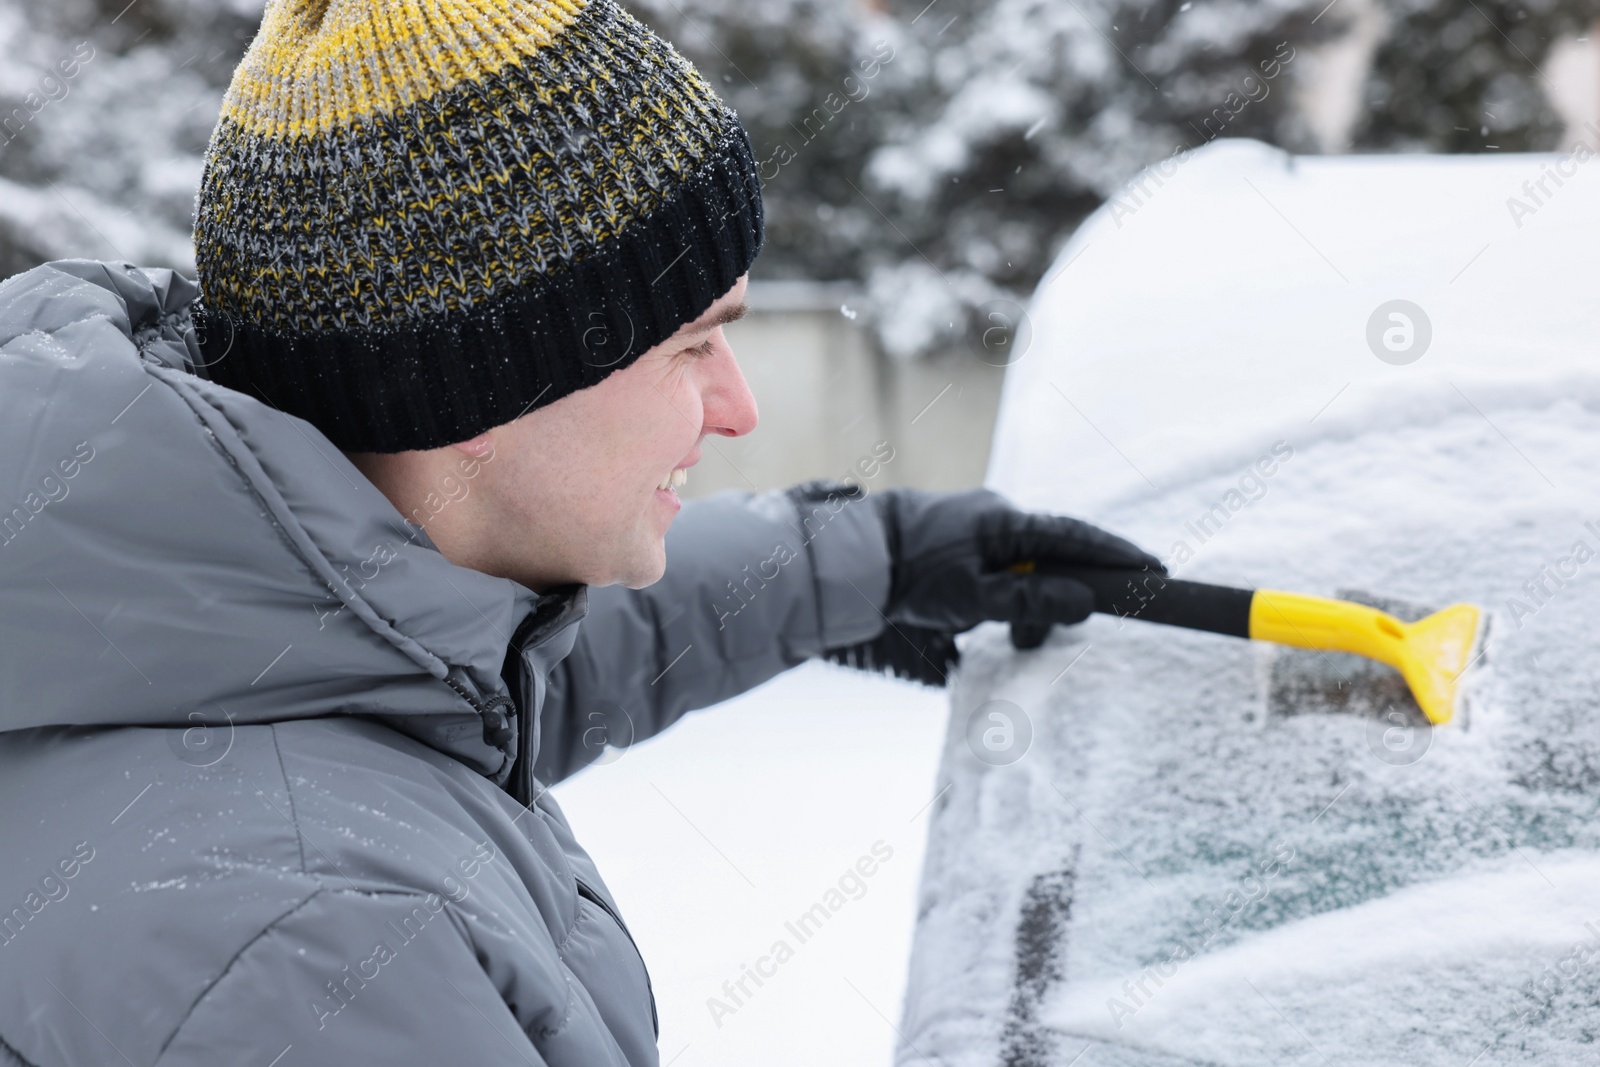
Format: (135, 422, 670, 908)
(504, 608, 546, 808)
(500, 594, 656, 1034)
(513, 687, 534, 808)
(575, 879, 660, 1039)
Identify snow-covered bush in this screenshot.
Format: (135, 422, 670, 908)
(636, 0, 1598, 358)
(1, 0, 1595, 355)
(1355, 0, 1600, 152)
(0, 0, 261, 274)
(634, 0, 1333, 357)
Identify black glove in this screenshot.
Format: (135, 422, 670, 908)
(816, 484, 1164, 686)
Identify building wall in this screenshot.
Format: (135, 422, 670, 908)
(683, 280, 1009, 498)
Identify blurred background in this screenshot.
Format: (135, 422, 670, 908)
(4, 0, 1598, 494)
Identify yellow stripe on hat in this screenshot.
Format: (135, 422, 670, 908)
(223, 0, 590, 140)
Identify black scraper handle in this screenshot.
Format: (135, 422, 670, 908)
(1014, 563, 1254, 639)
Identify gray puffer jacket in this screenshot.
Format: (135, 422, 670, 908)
(0, 262, 893, 1066)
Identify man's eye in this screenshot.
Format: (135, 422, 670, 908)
(689, 338, 716, 357)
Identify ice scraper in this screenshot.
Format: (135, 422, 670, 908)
(1010, 563, 1483, 725)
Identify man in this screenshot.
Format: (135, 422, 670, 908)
(0, 1, 1160, 1064)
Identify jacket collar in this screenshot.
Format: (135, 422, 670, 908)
(0, 261, 583, 786)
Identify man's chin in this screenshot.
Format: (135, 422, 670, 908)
(612, 545, 669, 590)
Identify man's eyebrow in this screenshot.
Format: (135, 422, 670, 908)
(683, 300, 749, 335)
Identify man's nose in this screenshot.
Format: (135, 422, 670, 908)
(703, 344, 758, 438)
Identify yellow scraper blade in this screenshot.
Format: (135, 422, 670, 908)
(1249, 591, 1483, 725)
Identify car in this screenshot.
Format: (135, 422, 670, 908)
(899, 138, 1600, 1067)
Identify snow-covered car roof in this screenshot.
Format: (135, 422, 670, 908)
(900, 138, 1600, 1066)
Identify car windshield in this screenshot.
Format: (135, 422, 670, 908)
(900, 144, 1600, 1067)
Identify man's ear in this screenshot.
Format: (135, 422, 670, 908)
(451, 432, 495, 459)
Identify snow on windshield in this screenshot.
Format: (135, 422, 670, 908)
(898, 139, 1600, 1067)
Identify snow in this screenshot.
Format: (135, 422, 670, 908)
(898, 138, 1600, 1066)
(986, 138, 1600, 514)
(866, 260, 1006, 360)
(0, 0, 245, 273)
(551, 661, 948, 1067)
(1049, 854, 1600, 1060)
(0, 175, 194, 269)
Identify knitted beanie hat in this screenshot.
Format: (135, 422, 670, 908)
(193, 0, 763, 453)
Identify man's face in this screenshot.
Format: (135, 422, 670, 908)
(441, 275, 757, 591)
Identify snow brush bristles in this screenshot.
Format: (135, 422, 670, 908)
(1010, 564, 1485, 725)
